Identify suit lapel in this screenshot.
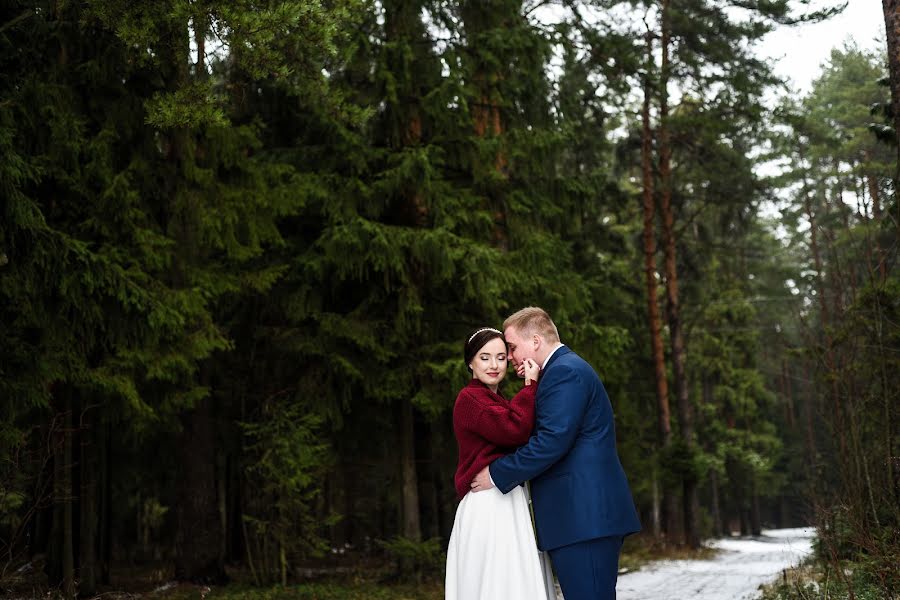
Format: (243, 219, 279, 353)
(537, 346, 571, 391)
(543, 345, 571, 371)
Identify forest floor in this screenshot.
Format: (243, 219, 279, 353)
(3, 529, 814, 600)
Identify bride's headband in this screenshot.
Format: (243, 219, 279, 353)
(468, 327, 502, 344)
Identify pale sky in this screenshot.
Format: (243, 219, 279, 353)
(758, 0, 886, 94)
(753, 2, 886, 228)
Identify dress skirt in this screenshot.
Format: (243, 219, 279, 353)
(445, 485, 553, 600)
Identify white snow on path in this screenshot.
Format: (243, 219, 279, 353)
(613, 527, 816, 600)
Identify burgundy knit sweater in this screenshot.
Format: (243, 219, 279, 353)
(452, 378, 537, 500)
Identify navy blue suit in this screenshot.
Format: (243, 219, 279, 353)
(490, 346, 640, 599)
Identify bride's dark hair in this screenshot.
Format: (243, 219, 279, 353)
(464, 328, 506, 373)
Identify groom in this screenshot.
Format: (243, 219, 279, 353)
(471, 307, 641, 600)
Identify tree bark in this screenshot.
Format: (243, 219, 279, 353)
(884, 0, 900, 142)
(750, 480, 762, 536)
(174, 395, 225, 582)
(864, 152, 887, 283)
(62, 396, 75, 599)
(884, 0, 900, 233)
(781, 360, 795, 428)
(47, 388, 76, 598)
(658, 0, 699, 548)
(640, 36, 675, 542)
(461, 1, 506, 160)
(650, 467, 661, 538)
(79, 407, 98, 597)
(803, 185, 828, 324)
(165, 13, 224, 583)
(798, 144, 846, 461)
(710, 470, 723, 538)
(99, 420, 111, 584)
(399, 402, 421, 541)
(217, 453, 227, 566)
(803, 387, 818, 474)
(460, 0, 513, 248)
(381, 1, 429, 546)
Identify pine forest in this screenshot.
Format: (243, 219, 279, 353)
(1, 1, 897, 599)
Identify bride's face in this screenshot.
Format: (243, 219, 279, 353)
(469, 337, 508, 389)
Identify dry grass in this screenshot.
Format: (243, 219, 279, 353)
(619, 533, 719, 572)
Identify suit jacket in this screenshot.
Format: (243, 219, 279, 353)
(489, 346, 641, 551)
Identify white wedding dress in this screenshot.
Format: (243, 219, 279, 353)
(445, 484, 554, 600)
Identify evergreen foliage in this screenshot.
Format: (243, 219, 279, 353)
(0, 1, 895, 597)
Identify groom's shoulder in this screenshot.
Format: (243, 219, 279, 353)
(556, 347, 585, 367)
(548, 348, 587, 376)
(557, 349, 602, 380)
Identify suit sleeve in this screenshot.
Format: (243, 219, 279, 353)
(489, 364, 587, 493)
(459, 386, 536, 447)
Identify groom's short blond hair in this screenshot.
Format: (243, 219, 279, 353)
(503, 307, 560, 343)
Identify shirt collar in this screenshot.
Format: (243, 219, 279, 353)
(541, 343, 565, 370)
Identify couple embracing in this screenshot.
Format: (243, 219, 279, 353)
(445, 307, 641, 600)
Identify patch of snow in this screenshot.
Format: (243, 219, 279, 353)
(153, 581, 177, 593)
(614, 527, 815, 600)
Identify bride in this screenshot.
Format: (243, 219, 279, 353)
(445, 327, 552, 600)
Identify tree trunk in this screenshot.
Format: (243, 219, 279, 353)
(47, 389, 76, 598)
(380, 1, 429, 547)
(79, 407, 98, 597)
(803, 387, 818, 474)
(461, 0, 506, 165)
(29, 437, 53, 561)
(750, 480, 762, 536)
(782, 360, 795, 428)
(329, 459, 349, 547)
(460, 0, 513, 248)
(383, 0, 429, 229)
(739, 506, 750, 537)
(99, 420, 111, 584)
(650, 467, 661, 538)
(218, 453, 227, 566)
(425, 427, 441, 539)
(62, 396, 75, 599)
(802, 184, 828, 323)
(399, 402, 421, 541)
(710, 470, 723, 538)
(884, 0, 900, 143)
(798, 145, 846, 461)
(658, 0, 699, 548)
(174, 396, 225, 582)
(165, 12, 224, 582)
(721, 489, 732, 536)
(640, 36, 675, 543)
(864, 152, 887, 283)
(227, 455, 244, 563)
(883, 0, 900, 240)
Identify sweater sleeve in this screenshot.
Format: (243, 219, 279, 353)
(466, 385, 537, 447)
(489, 364, 588, 493)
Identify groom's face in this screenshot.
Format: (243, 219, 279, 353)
(503, 326, 535, 372)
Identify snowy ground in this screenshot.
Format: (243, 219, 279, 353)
(612, 527, 816, 600)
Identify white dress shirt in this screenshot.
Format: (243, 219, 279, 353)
(541, 343, 565, 370)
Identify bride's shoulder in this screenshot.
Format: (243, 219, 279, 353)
(455, 381, 492, 406)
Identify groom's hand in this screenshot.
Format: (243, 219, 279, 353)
(470, 466, 495, 493)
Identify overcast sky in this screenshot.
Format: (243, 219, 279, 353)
(759, 1, 886, 94)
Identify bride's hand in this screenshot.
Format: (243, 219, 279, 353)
(523, 358, 540, 385)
